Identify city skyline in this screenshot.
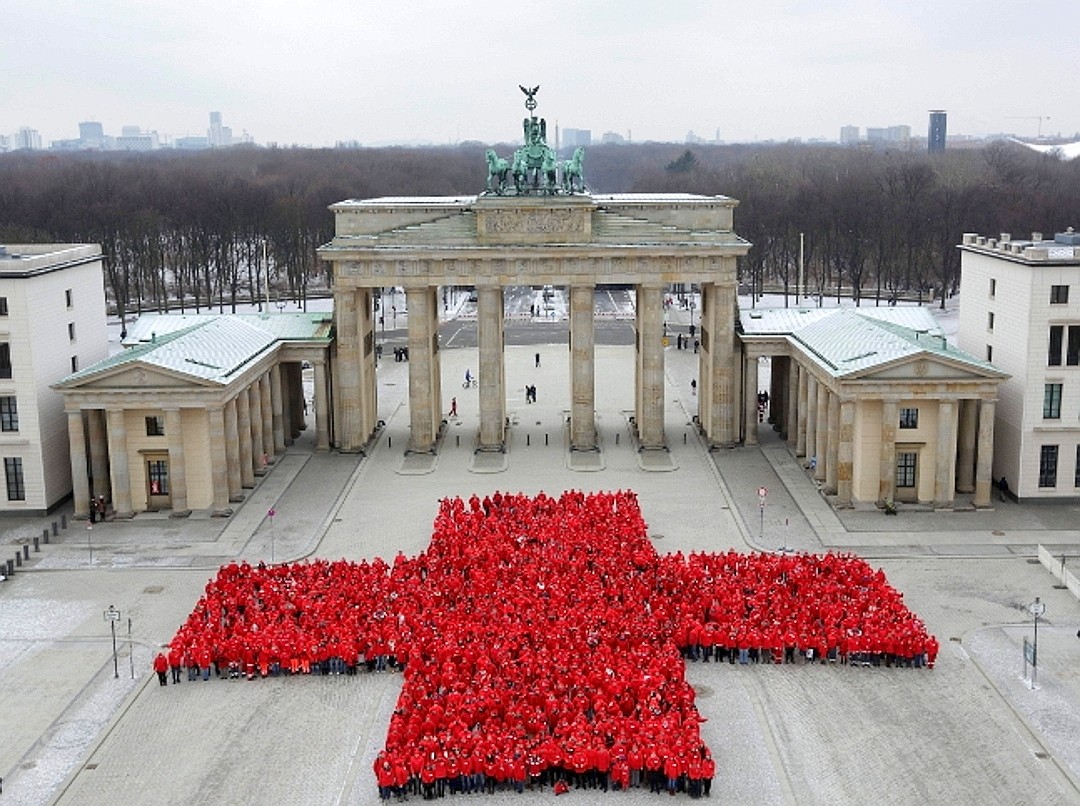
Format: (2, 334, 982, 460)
(3, 0, 1079, 148)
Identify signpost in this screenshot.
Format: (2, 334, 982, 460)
(1029, 597, 1045, 688)
(757, 487, 768, 541)
(268, 508, 277, 564)
(104, 606, 120, 678)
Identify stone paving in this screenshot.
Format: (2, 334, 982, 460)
(1, 329, 1080, 804)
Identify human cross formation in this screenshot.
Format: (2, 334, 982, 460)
(164, 490, 936, 799)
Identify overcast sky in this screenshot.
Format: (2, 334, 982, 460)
(5, 0, 1079, 147)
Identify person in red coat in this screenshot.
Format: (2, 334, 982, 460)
(152, 652, 168, 686)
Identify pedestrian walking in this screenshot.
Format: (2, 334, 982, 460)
(691, 379, 697, 395)
(449, 397, 458, 417)
(153, 652, 169, 686)
(998, 476, 1009, 502)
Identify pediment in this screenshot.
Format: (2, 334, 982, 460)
(855, 355, 999, 382)
(64, 363, 219, 391)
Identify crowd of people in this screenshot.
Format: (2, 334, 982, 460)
(164, 490, 935, 800)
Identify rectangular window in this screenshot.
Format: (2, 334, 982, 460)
(897, 452, 917, 488)
(1039, 445, 1059, 488)
(989, 278, 996, 298)
(65, 288, 73, 308)
(0, 396, 17, 432)
(0, 343, 10, 379)
(145, 416, 165, 436)
(1043, 384, 1063, 419)
(1068, 326, 1080, 366)
(1049, 325, 1064, 366)
(4, 457, 24, 501)
(987, 312, 995, 331)
(1051, 285, 1069, 304)
(899, 408, 919, 429)
(0, 297, 8, 316)
(70, 355, 78, 373)
(986, 345, 993, 363)
(147, 459, 169, 496)
(68, 322, 76, 341)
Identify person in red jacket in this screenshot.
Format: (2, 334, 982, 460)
(152, 652, 168, 686)
(167, 645, 183, 684)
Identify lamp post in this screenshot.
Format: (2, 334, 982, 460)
(1030, 597, 1045, 688)
(268, 508, 276, 564)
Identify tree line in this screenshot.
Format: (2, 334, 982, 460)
(0, 139, 1076, 323)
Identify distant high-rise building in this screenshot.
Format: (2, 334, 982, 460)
(13, 127, 42, 151)
(116, 126, 159, 151)
(840, 125, 860, 145)
(928, 110, 947, 153)
(79, 121, 105, 149)
(208, 112, 232, 148)
(563, 128, 591, 148)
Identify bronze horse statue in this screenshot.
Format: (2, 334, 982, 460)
(561, 147, 586, 193)
(485, 149, 510, 193)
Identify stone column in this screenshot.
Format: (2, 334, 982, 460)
(334, 289, 363, 451)
(934, 400, 957, 508)
(814, 382, 828, 483)
(165, 408, 189, 516)
(570, 283, 597, 451)
(636, 284, 666, 449)
(825, 392, 840, 494)
(260, 373, 274, 462)
(795, 365, 808, 457)
(356, 288, 378, 442)
(879, 400, 898, 505)
(270, 364, 285, 455)
(786, 359, 799, 446)
(956, 399, 977, 493)
(236, 390, 255, 488)
(974, 399, 996, 508)
(87, 409, 109, 500)
(67, 410, 91, 519)
(208, 406, 231, 516)
(836, 399, 855, 506)
(477, 285, 506, 450)
(804, 375, 817, 467)
(699, 282, 737, 446)
(314, 359, 331, 452)
(249, 384, 265, 473)
(224, 397, 243, 502)
(106, 408, 133, 518)
(406, 286, 440, 453)
(744, 353, 759, 445)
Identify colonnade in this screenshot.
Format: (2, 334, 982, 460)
(67, 358, 326, 519)
(755, 356, 997, 509)
(332, 280, 742, 455)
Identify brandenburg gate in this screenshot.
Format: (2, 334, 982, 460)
(318, 89, 750, 457)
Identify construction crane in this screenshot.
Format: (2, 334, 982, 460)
(1006, 116, 1050, 138)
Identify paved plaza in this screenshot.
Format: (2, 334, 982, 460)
(3, 305, 1080, 804)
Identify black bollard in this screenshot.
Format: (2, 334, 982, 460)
(61, 514, 67, 529)
(15, 552, 22, 567)
(22, 544, 29, 560)
(526, 434, 530, 446)
(6, 559, 13, 576)
(615, 433, 620, 445)
(456, 434, 460, 447)
(684, 432, 687, 444)
(33, 536, 39, 552)
(545, 433, 549, 446)
(388, 436, 392, 449)
(43, 528, 50, 545)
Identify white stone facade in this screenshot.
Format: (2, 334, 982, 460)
(0, 244, 108, 513)
(958, 230, 1080, 500)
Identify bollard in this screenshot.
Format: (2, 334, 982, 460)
(615, 433, 620, 445)
(388, 436, 392, 449)
(23, 544, 30, 560)
(61, 514, 67, 530)
(33, 536, 39, 552)
(52, 521, 58, 537)
(43, 528, 50, 545)
(15, 552, 22, 567)
(456, 434, 460, 447)
(545, 433, 549, 446)
(526, 434, 530, 447)
(6, 559, 13, 576)
(684, 432, 687, 444)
